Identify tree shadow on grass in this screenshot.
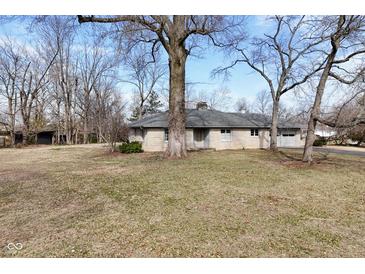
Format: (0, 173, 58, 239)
(277, 149, 329, 165)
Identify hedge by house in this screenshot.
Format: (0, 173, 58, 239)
(119, 141, 143, 153)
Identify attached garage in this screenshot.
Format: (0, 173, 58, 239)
(277, 129, 302, 148)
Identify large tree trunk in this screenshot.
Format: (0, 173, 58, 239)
(83, 90, 90, 144)
(21, 103, 32, 145)
(303, 38, 339, 162)
(9, 116, 15, 147)
(270, 99, 280, 151)
(7, 97, 16, 147)
(138, 104, 143, 120)
(56, 101, 61, 144)
(83, 120, 88, 144)
(303, 111, 319, 162)
(22, 123, 29, 145)
(64, 99, 73, 145)
(9, 131, 15, 147)
(165, 46, 187, 158)
(65, 115, 70, 144)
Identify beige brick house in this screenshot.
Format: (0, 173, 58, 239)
(128, 104, 304, 152)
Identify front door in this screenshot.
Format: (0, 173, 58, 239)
(193, 128, 208, 149)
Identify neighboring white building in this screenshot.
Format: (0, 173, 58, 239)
(315, 125, 337, 138)
(128, 104, 305, 152)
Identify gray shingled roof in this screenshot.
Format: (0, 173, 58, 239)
(128, 109, 301, 129)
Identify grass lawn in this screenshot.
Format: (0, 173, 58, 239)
(1, 144, 364, 257)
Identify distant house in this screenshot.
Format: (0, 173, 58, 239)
(315, 124, 337, 138)
(128, 102, 305, 151)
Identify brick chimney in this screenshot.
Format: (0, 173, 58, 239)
(196, 101, 208, 110)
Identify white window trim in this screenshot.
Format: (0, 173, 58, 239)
(250, 129, 259, 137)
(221, 129, 232, 142)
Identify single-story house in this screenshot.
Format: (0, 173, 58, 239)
(128, 103, 305, 151)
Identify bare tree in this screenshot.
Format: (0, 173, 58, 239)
(190, 86, 232, 111)
(249, 89, 294, 125)
(214, 16, 326, 151)
(77, 15, 241, 158)
(253, 89, 271, 117)
(0, 38, 23, 146)
(235, 97, 250, 113)
(0, 16, 129, 148)
(38, 16, 78, 144)
(125, 45, 166, 121)
(17, 43, 58, 144)
(78, 38, 119, 143)
(31, 84, 51, 143)
(348, 124, 365, 146)
(93, 77, 110, 143)
(105, 94, 127, 152)
(303, 16, 365, 162)
(328, 90, 365, 145)
(91, 76, 127, 151)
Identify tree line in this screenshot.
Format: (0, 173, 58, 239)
(1, 17, 129, 151)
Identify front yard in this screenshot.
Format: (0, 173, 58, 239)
(0, 145, 364, 257)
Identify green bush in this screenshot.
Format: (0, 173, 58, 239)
(119, 141, 143, 153)
(313, 138, 327, 147)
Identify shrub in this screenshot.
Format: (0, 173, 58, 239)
(313, 138, 327, 147)
(119, 141, 143, 153)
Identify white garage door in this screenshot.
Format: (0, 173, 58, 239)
(277, 130, 298, 147)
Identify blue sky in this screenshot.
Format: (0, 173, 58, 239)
(185, 16, 273, 104)
(186, 48, 267, 102)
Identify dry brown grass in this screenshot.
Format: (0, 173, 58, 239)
(0, 145, 364, 257)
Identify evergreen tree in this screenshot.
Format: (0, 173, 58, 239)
(128, 91, 163, 121)
(128, 106, 141, 121)
(145, 91, 163, 115)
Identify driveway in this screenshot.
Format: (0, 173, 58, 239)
(313, 146, 365, 158)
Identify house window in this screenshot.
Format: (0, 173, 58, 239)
(135, 128, 145, 139)
(164, 129, 168, 142)
(132, 129, 145, 142)
(250, 129, 259, 136)
(282, 130, 295, 137)
(221, 129, 231, 142)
